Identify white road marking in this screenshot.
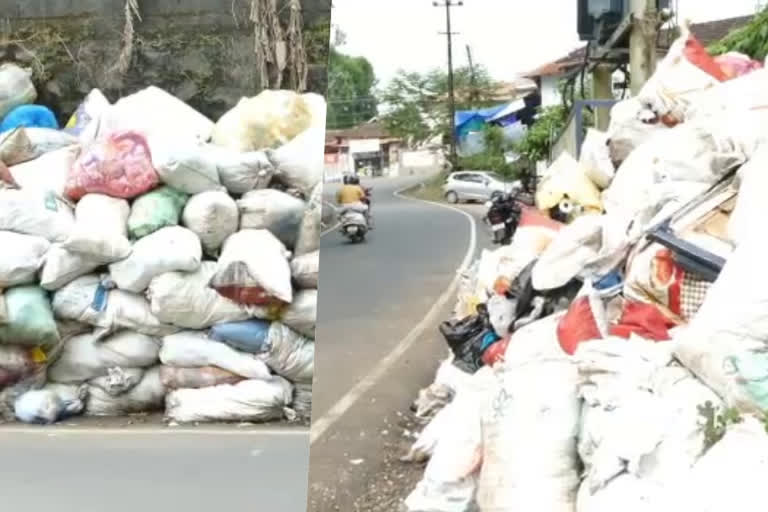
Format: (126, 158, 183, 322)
(309, 182, 477, 445)
(0, 427, 309, 436)
(321, 201, 339, 237)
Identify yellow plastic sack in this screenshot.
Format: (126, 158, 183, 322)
(535, 152, 603, 216)
(211, 90, 312, 152)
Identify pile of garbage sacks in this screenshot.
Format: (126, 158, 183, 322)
(402, 26, 768, 512)
(0, 63, 321, 425)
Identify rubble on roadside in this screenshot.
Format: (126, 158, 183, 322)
(0, 65, 321, 425)
(401, 27, 768, 512)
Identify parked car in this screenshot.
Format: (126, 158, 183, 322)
(442, 171, 521, 204)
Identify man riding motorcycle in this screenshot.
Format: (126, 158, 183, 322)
(336, 175, 372, 228)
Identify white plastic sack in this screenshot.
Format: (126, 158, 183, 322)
(48, 330, 160, 383)
(674, 233, 768, 413)
(294, 183, 321, 257)
(89, 367, 145, 396)
(211, 229, 293, 305)
(165, 376, 293, 423)
(206, 146, 275, 195)
(40, 245, 101, 291)
(211, 90, 312, 151)
(476, 357, 581, 512)
(110, 226, 202, 293)
(237, 189, 306, 248)
(0, 127, 36, 166)
(14, 383, 87, 424)
(281, 290, 316, 339)
(52, 274, 179, 336)
(606, 97, 668, 165)
(636, 31, 723, 126)
(159, 331, 272, 379)
(0, 64, 36, 118)
(293, 382, 312, 422)
(180, 190, 239, 255)
(728, 145, 768, 246)
(7, 145, 79, 196)
(603, 121, 745, 223)
(147, 262, 255, 329)
(262, 323, 313, 383)
(0, 232, 49, 287)
(486, 294, 515, 338)
(0, 189, 74, 242)
(62, 194, 131, 262)
(64, 88, 111, 144)
(404, 376, 484, 512)
(150, 142, 223, 194)
(290, 250, 318, 289)
(22, 128, 79, 155)
(580, 129, 615, 189)
(661, 417, 768, 512)
(266, 93, 326, 194)
(101, 86, 214, 144)
(86, 366, 166, 416)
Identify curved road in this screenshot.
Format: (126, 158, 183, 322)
(309, 176, 486, 510)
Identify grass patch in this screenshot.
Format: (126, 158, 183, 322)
(403, 172, 449, 202)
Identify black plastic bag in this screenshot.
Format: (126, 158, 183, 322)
(451, 328, 499, 374)
(439, 303, 489, 351)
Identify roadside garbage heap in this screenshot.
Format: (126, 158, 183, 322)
(0, 63, 322, 425)
(402, 28, 768, 512)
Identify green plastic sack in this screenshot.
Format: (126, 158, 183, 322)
(0, 286, 59, 347)
(128, 186, 188, 239)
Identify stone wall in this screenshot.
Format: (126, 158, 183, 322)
(0, 0, 331, 122)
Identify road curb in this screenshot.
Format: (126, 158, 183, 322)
(310, 182, 477, 445)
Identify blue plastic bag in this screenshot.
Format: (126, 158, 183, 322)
(209, 319, 271, 354)
(0, 105, 59, 133)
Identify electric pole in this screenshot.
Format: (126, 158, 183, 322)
(434, 0, 462, 167)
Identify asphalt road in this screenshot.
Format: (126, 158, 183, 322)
(0, 429, 310, 511)
(309, 176, 490, 511)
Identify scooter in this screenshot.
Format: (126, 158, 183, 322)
(484, 189, 534, 245)
(339, 207, 368, 243)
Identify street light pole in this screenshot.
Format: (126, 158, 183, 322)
(434, 0, 462, 168)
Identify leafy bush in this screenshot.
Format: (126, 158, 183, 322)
(709, 8, 768, 60)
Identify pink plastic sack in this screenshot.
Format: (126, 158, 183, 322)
(65, 131, 159, 200)
(714, 52, 763, 80)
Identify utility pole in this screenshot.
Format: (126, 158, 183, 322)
(466, 45, 478, 105)
(630, 0, 659, 95)
(434, 0, 462, 167)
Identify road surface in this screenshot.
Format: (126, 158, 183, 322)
(0, 427, 310, 511)
(309, 176, 490, 511)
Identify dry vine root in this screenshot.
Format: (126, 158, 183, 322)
(285, 0, 308, 91)
(251, 0, 308, 91)
(114, 0, 141, 75)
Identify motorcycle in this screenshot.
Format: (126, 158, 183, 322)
(339, 187, 372, 243)
(484, 189, 534, 245)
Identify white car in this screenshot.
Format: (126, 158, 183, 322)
(442, 171, 521, 204)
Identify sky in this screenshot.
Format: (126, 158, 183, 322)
(331, 0, 761, 86)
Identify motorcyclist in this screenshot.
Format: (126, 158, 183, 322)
(336, 175, 371, 228)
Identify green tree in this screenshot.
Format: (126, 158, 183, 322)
(326, 48, 378, 129)
(377, 64, 500, 147)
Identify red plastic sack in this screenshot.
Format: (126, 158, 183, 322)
(65, 131, 159, 200)
(557, 297, 602, 356)
(609, 301, 675, 342)
(482, 337, 510, 367)
(714, 52, 763, 80)
(683, 35, 730, 82)
(519, 206, 564, 232)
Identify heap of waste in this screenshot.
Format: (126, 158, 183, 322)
(0, 64, 321, 425)
(403, 26, 768, 512)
